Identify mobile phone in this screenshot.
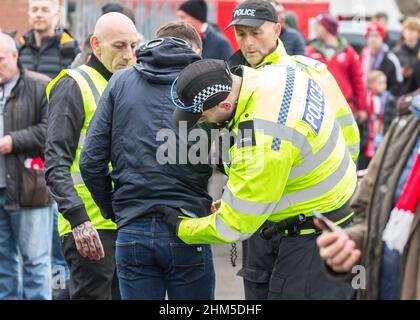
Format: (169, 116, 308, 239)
(311, 210, 333, 232)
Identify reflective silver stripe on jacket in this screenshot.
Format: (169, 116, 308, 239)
(71, 172, 84, 185)
(215, 214, 253, 242)
(222, 147, 352, 215)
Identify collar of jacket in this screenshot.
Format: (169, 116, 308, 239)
(228, 66, 259, 129)
(19, 29, 75, 48)
(86, 54, 113, 81)
(254, 40, 289, 68)
(228, 40, 289, 69)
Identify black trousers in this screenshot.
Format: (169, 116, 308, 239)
(61, 230, 120, 300)
(238, 220, 354, 300)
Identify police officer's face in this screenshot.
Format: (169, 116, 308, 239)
(235, 21, 281, 67)
(28, 0, 58, 33)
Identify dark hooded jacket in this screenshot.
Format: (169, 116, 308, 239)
(79, 38, 214, 228)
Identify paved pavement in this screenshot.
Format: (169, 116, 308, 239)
(212, 244, 245, 300)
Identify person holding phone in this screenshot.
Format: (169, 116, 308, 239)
(316, 89, 420, 300)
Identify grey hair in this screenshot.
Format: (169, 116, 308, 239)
(0, 33, 18, 53)
(28, 0, 60, 14)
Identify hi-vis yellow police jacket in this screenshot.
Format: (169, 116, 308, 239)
(177, 65, 357, 244)
(253, 41, 360, 163)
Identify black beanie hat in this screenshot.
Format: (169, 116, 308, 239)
(179, 0, 207, 23)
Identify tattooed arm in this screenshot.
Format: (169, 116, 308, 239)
(72, 221, 105, 260)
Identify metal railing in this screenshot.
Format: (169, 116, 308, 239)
(71, 0, 217, 44)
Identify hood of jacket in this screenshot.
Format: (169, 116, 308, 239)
(135, 38, 201, 84)
(309, 36, 349, 56)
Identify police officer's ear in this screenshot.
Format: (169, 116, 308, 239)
(218, 100, 234, 112)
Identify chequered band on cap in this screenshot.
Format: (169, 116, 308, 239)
(191, 84, 232, 113)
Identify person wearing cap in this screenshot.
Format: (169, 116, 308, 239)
(166, 59, 357, 299)
(306, 14, 368, 124)
(223, 0, 360, 299)
(226, 0, 359, 163)
(267, 0, 305, 55)
(360, 22, 403, 97)
(177, 0, 233, 60)
(79, 22, 216, 300)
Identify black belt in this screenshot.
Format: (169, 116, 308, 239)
(260, 201, 354, 240)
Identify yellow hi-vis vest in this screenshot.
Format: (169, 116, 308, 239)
(46, 64, 116, 236)
(178, 65, 357, 244)
(253, 41, 360, 163)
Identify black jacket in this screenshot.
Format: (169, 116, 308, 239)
(19, 29, 80, 79)
(279, 27, 306, 56)
(377, 45, 404, 97)
(45, 55, 113, 229)
(3, 66, 53, 210)
(202, 24, 233, 60)
(393, 41, 420, 86)
(79, 39, 214, 228)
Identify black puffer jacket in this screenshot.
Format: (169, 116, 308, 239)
(3, 66, 53, 210)
(18, 29, 80, 79)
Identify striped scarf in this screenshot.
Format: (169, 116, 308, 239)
(382, 148, 420, 254)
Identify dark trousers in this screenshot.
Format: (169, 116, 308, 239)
(61, 230, 120, 300)
(239, 220, 354, 300)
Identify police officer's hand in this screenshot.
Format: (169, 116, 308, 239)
(153, 205, 182, 232)
(72, 221, 105, 261)
(315, 219, 361, 273)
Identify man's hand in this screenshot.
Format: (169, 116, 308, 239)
(72, 221, 105, 260)
(0, 135, 13, 154)
(153, 205, 181, 231)
(315, 218, 361, 273)
(211, 200, 221, 213)
(356, 110, 368, 124)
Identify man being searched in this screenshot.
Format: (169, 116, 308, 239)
(222, 0, 359, 299)
(79, 22, 216, 300)
(166, 59, 357, 300)
(45, 12, 139, 300)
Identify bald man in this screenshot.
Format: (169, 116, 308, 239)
(45, 13, 139, 300)
(0, 33, 54, 299)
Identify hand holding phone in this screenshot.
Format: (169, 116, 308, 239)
(311, 210, 333, 232)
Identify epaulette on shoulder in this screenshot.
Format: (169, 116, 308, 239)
(293, 55, 327, 73)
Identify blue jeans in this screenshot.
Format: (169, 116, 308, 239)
(51, 203, 69, 280)
(116, 216, 215, 300)
(0, 190, 53, 300)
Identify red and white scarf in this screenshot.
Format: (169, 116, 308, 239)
(382, 148, 420, 254)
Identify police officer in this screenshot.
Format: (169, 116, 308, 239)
(165, 59, 357, 300)
(227, 0, 360, 162)
(218, 0, 360, 299)
(45, 13, 139, 299)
